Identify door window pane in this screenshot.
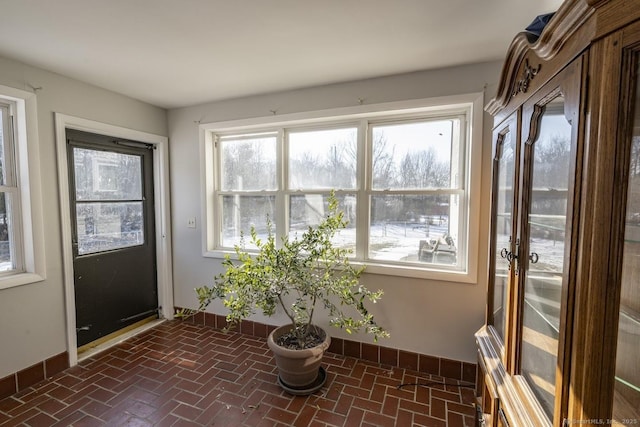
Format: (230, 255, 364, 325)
(76, 202, 144, 254)
(220, 134, 277, 191)
(221, 195, 276, 248)
(613, 57, 640, 423)
(369, 194, 458, 265)
(520, 96, 572, 419)
(73, 148, 142, 200)
(492, 128, 515, 340)
(288, 127, 357, 190)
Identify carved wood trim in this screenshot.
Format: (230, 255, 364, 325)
(486, 0, 594, 115)
(512, 59, 542, 96)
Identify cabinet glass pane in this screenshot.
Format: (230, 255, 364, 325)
(521, 96, 571, 419)
(492, 128, 515, 340)
(613, 57, 640, 423)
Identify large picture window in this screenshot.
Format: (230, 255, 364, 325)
(203, 96, 482, 280)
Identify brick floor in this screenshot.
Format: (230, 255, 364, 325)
(0, 321, 476, 426)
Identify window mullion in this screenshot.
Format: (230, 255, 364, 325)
(276, 128, 286, 246)
(369, 188, 464, 196)
(356, 119, 369, 261)
(212, 134, 221, 250)
(452, 115, 464, 191)
(218, 190, 278, 196)
(0, 106, 12, 186)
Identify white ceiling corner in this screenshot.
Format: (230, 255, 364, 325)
(0, 0, 564, 109)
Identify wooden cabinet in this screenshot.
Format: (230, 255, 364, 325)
(612, 49, 640, 424)
(477, 0, 640, 425)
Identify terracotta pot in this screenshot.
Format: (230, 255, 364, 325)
(267, 324, 331, 391)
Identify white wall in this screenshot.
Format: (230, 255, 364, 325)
(168, 61, 501, 363)
(0, 55, 167, 378)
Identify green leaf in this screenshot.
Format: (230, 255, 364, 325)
(184, 190, 388, 347)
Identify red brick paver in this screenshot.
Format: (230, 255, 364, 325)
(0, 321, 476, 426)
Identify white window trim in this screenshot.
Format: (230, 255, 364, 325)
(0, 84, 46, 289)
(199, 93, 483, 283)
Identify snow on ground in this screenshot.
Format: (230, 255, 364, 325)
(224, 219, 569, 270)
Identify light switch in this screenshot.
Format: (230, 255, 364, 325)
(187, 217, 196, 228)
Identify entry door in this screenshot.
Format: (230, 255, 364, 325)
(67, 129, 158, 347)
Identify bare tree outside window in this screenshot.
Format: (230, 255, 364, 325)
(212, 113, 470, 271)
(369, 119, 459, 265)
(289, 127, 357, 190)
(218, 134, 277, 247)
(288, 128, 358, 250)
(221, 135, 276, 191)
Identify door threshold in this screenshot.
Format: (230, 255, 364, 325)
(78, 317, 165, 362)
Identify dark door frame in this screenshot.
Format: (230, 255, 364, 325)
(55, 114, 174, 367)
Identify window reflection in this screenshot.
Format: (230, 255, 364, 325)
(520, 96, 572, 419)
(492, 128, 515, 340)
(73, 148, 142, 200)
(73, 147, 146, 255)
(77, 202, 144, 254)
(612, 57, 640, 424)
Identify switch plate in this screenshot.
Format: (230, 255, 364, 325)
(187, 217, 196, 228)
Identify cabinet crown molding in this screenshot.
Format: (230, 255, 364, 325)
(486, 0, 594, 115)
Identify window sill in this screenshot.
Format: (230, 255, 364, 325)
(357, 262, 476, 283)
(203, 249, 476, 284)
(0, 272, 46, 290)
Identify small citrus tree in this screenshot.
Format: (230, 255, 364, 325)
(179, 193, 388, 349)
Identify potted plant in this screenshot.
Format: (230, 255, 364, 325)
(178, 193, 388, 394)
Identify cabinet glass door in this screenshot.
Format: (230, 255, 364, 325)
(491, 120, 517, 341)
(520, 95, 572, 419)
(613, 56, 640, 423)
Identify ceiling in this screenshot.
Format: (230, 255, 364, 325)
(0, 0, 563, 109)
